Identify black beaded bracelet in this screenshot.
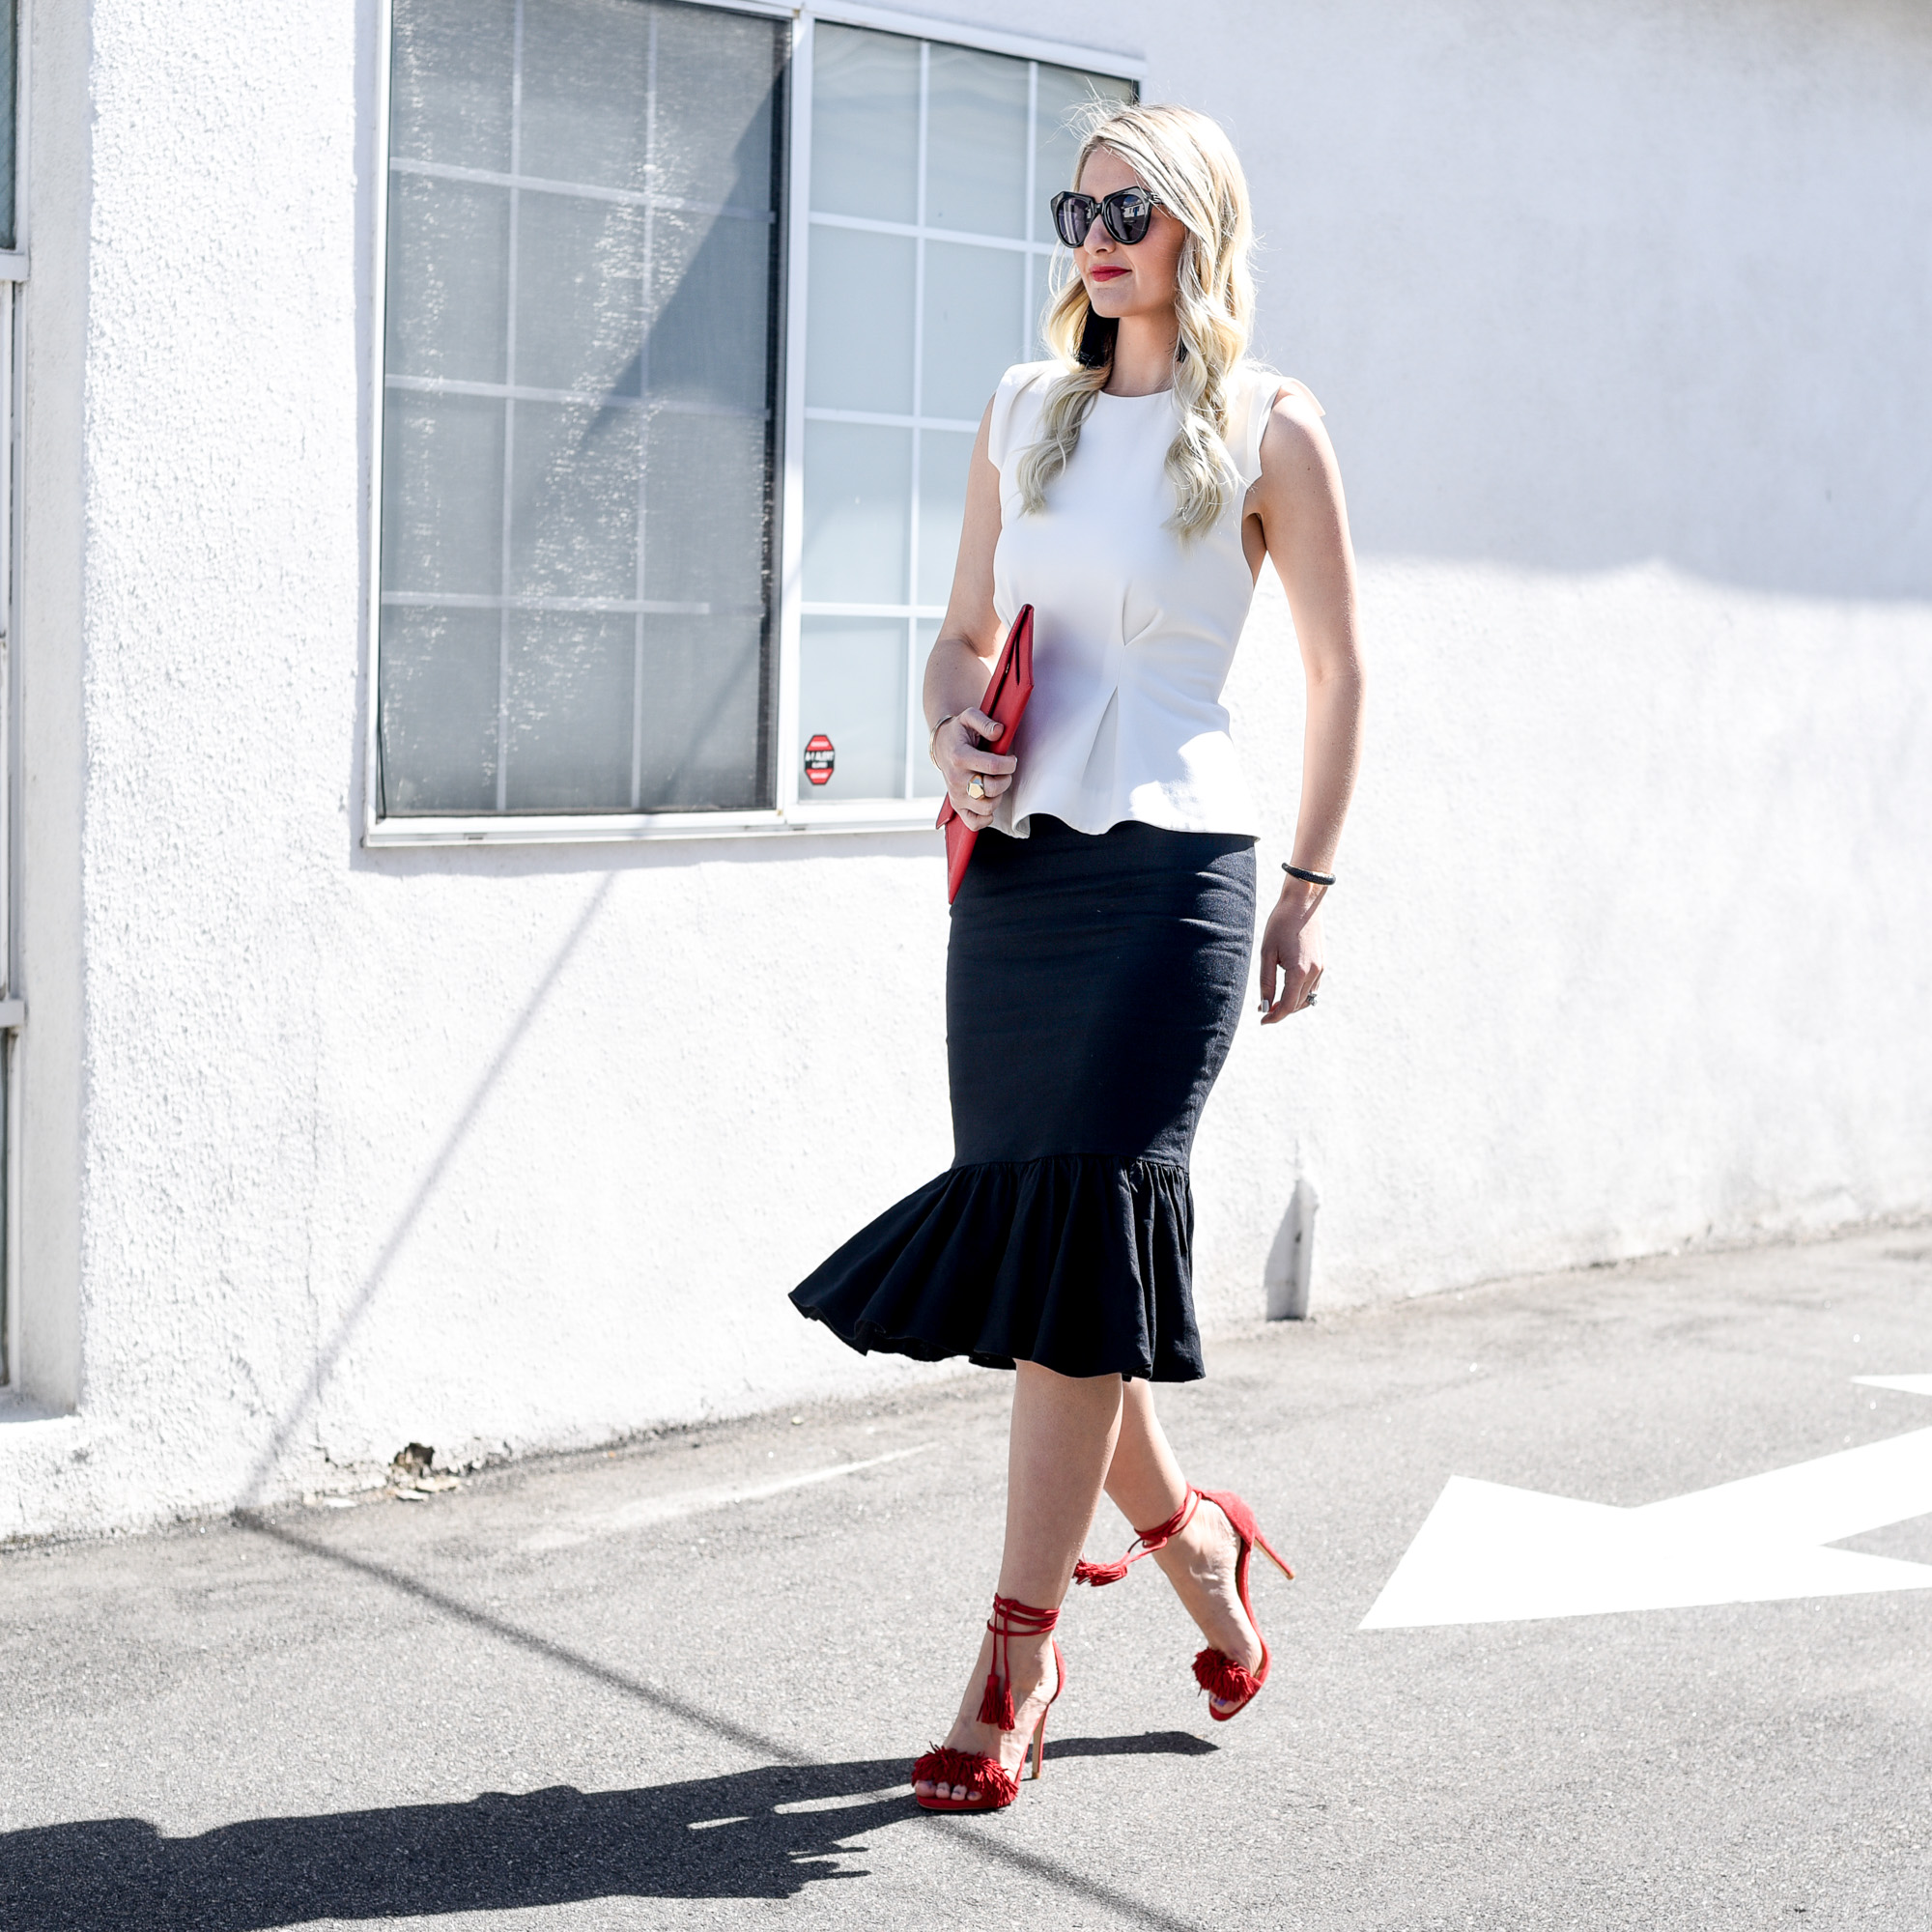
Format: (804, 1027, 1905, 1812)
(1282, 862, 1336, 887)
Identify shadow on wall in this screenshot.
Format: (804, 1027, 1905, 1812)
(1238, 0, 1932, 603)
(0, 1737, 1214, 1929)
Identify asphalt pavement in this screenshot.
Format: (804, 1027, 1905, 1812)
(5, 1224, 1932, 1930)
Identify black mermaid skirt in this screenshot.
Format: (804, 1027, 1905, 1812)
(790, 815, 1257, 1382)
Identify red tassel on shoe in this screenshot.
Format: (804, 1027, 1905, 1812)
(1073, 1494, 1199, 1588)
(977, 1594, 1059, 1735)
(977, 1675, 1017, 1729)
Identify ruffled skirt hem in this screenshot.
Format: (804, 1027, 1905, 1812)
(788, 1152, 1204, 1383)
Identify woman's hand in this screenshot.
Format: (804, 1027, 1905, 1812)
(933, 707, 1017, 830)
(1257, 882, 1324, 1022)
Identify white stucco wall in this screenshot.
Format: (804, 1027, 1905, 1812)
(3, 0, 1929, 1539)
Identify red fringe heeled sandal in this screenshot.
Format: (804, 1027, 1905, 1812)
(911, 1594, 1066, 1811)
(1075, 1486, 1293, 1722)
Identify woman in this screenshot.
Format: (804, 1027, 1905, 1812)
(791, 101, 1364, 1811)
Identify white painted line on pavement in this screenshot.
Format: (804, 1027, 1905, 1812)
(1362, 1377, 1932, 1628)
(524, 1444, 933, 1551)
(1855, 1374, 1932, 1397)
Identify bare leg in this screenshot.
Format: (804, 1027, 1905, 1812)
(914, 1362, 1123, 1803)
(1101, 1379, 1262, 1713)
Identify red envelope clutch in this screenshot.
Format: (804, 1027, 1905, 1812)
(935, 604, 1035, 903)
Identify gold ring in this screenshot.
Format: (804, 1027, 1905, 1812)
(967, 776, 986, 800)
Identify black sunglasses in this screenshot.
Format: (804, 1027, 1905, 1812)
(1050, 185, 1158, 249)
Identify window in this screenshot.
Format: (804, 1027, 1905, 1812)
(793, 26, 1131, 809)
(369, 3, 1133, 839)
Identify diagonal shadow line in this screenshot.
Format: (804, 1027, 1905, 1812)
(236, 1511, 806, 1765)
(920, 1827, 1206, 1932)
(241, 877, 616, 1506)
(236, 1514, 1204, 1931)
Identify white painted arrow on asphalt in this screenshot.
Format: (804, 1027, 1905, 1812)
(1361, 1378, 1932, 1629)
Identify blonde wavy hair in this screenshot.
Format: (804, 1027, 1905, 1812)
(1014, 102, 1259, 540)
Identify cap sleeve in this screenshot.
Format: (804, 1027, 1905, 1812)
(1236, 369, 1324, 491)
(987, 360, 1057, 476)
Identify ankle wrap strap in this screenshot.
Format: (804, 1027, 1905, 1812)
(978, 1594, 1060, 1731)
(1072, 1488, 1202, 1588)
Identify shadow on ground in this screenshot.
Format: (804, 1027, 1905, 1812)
(0, 1734, 1213, 1929)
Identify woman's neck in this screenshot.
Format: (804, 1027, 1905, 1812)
(1104, 309, 1180, 397)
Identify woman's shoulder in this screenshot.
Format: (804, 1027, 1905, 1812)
(993, 358, 1061, 414)
(1234, 364, 1328, 489)
(987, 358, 1063, 472)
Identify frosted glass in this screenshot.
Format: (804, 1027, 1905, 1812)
(504, 611, 635, 809)
(508, 402, 641, 599)
(381, 392, 504, 595)
(644, 411, 766, 608)
(925, 44, 1029, 239)
(380, 606, 500, 813)
(637, 614, 766, 810)
(810, 24, 917, 222)
(389, 0, 516, 172)
(799, 618, 906, 800)
(651, 207, 774, 412)
(803, 421, 911, 606)
(916, 429, 975, 608)
(922, 242, 1025, 423)
(0, 0, 17, 251)
(806, 225, 915, 415)
(520, 0, 653, 193)
(515, 190, 645, 397)
(654, 3, 778, 210)
(1036, 65, 1135, 200)
(380, 0, 783, 817)
(913, 618, 947, 798)
(384, 175, 510, 384)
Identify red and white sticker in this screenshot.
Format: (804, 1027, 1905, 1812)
(803, 733, 835, 786)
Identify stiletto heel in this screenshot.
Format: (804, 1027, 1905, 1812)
(912, 1597, 1066, 1811)
(1075, 1484, 1293, 1722)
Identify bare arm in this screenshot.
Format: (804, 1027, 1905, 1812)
(1245, 387, 1367, 1023)
(922, 401, 1014, 831)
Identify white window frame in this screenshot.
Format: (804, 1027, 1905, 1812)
(361, 0, 1145, 848)
(1, 0, 27, 1388)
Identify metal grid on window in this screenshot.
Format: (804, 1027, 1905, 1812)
(792, 25, 1131, 805)
(377, 0, 785, 816)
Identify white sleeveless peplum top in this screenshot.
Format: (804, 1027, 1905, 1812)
(983, 357, 1299, 840)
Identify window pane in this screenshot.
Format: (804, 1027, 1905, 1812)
(799, 618, 906, 800)
(917, 429, 975, 608)
(650, 206, 774, 412)
(654, 3, 779, 209)
(520, 0, 653, 192)
(810, 24, 918, 224)
(508, 401, 641, 600)
(385, 175, 510, 385)
(515, 191, 645, 398)
(505, 611, 635, 810)
(925, 44, 1028, 239)
(381, 391, 504, 596)
(644, 410, 764, 608)
(390, 0, 517, 171)
(380, 0, 784, 818)
(922, 241, 1025, 423)
(803, 421, 911, 606)
(805, 225, 916, 416)
(1036, 65, 1134, 199)
(380, 605, 499, 813)
(638, 613, 765, 810)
